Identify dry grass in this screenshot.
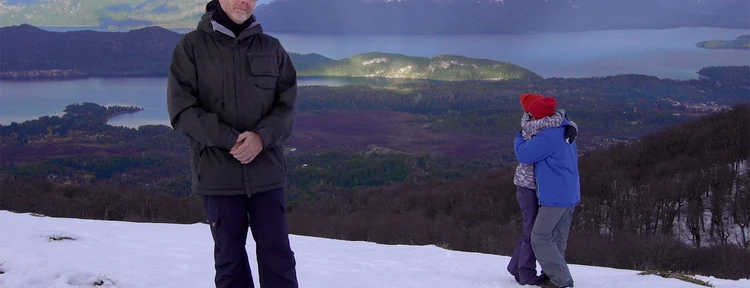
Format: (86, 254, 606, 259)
(289, 111, 506, 161)
(639, 270, 713, 287)
(48, 235, 76, 241)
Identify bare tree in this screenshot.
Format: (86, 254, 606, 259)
(730, 170, 750, 249)
(682, 171, 706, 248)
(708, 164, 734, 245)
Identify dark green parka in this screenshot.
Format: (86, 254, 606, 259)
(167, 10, 296, 196)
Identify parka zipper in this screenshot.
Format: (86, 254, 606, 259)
(225, 40, 239, 110)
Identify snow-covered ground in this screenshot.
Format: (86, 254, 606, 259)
(0, 210, 748, 288)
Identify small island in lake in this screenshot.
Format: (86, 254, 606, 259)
(63, 102, 144, 122)
(696, 35, 750, 50)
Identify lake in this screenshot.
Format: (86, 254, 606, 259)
(1, 27, 748, 127)
(0, 76, 383, 128)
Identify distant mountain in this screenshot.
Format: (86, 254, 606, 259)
(0, 0, 207, 28)
(253, 0, 750, 34)
(289, 53, 336, 71)
(298, 52, 542, 81)
(0, 24, 181, 78)
(0, 24, 538, 81)
(696, 35, 750, 50)
(1, 0, 748, 33)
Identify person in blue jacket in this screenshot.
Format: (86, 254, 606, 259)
(514, 96, 580, 288)
(507, 93, 578, 286)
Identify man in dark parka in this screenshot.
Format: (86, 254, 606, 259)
(167, 0, 298, 287)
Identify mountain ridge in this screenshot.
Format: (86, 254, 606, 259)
(0, 24, 540, 81)
(297, 52, 542, 81)
(0, 24, 183, 78)
(1, 0, 748, 33)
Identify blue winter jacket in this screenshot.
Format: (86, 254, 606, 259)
(513, 119, 580, 207)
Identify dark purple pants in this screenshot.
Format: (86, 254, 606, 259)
(507, 185, 541, 285)
(204, 188, 298, 288)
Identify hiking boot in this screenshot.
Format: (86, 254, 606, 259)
(537, 272, 550, 284)
(534, 273, 573, 288)
(536, 280, 556, 288)
(536, 281, 574, 288)
(532, 273, 550, 285)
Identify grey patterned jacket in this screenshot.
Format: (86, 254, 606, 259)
(513, 109, 578, 189)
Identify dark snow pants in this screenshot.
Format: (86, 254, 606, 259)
(507, 185, 541, 284)
(203, 188, 298, 288)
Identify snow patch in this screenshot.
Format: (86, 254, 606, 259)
(362, 58, 389, 65)
(1, 210, 749, 288)
(428, 60, 467, 71)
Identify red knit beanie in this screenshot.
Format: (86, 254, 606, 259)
(520, 93, 544, 113)
(528, 97, 558, 119)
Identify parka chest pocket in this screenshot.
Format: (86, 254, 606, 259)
(248, 53, 279, 90)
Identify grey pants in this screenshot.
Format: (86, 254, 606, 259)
(531, 206, 575, 287)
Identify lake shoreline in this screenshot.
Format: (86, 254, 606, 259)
(4, 27, 749, 81)
(0, 70, 721, 82)
(0, 73, 168, 81)
(34, 25, 750, 35)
